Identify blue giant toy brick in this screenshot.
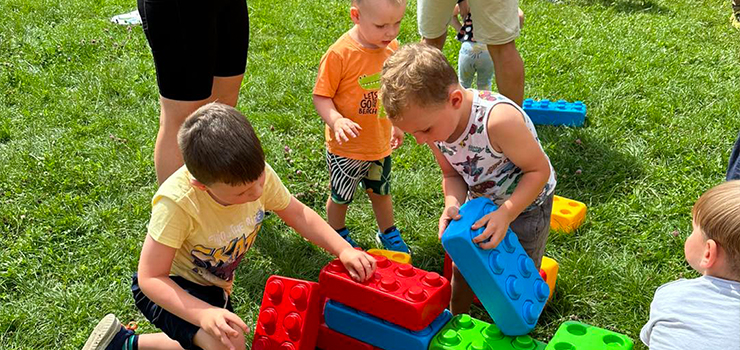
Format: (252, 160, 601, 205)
(441, 197, 550, 336)
(522, 99, 586, 127)
(323, 300, 452, 350)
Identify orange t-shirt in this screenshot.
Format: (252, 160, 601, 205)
(313, 33, 399, 161)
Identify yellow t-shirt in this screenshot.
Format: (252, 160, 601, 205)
(147, 163, 291, 294)
(313, 32, 399, 161)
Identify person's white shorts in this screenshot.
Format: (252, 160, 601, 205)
(417, 0, 520, 45)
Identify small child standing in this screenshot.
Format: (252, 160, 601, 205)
(83, 103, 376, 350)
(640, 181, 740, 349)
(313, 0, 410, 253)
(380, 44, 556, 315)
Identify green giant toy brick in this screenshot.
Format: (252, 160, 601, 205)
(429, 314, 547, 350)
(544, 321, 634, 350)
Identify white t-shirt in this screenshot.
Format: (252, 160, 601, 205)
(640, 275, 740, 349)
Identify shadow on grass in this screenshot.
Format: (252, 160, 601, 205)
(569, 0, 671, 14)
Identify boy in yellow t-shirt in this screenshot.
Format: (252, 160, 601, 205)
(313, 0, 409, 253)
(83, 103, 377, 350)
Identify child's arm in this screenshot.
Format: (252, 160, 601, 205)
(137, 235, 249, 350)
(430, 144, 468, 239)
(471, 104, 551, 249)
(275, 196, 376, 282)
(313, 95, 362, 145)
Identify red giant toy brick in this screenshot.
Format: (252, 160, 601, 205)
(318, 254, 451, 331)
(316, 322, 382, 350)
(252, 276, 322, 350)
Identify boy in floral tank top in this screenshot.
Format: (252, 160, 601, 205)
(380, 44, 556, 315)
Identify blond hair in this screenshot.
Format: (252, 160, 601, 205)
(692, 180, 740, 276)
(380, 43, 458, 120)
(178, 102, 265, 186)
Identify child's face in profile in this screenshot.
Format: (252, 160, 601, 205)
(352, 0, 405, 49)
(685, 218, 707, 273)
(203, 171, 266, 206)
(392, 102, 458, 145)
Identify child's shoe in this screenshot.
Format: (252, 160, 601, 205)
(83, 314, 137, 350)
(336, 227, 359, 248)
(376, 226, 410, 253)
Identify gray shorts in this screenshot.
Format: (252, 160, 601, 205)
(510, 192, 553, 269)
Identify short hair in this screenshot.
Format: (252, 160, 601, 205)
(692, 180, 740, 276)
(178, 102, 265, 186)
(380, 43, 459, 120)
(352, 0, 406, 6)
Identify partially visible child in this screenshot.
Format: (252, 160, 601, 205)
(380, 44, 556, 315)
(640, 181, 740, 350)
(312, 0, 410, 253)
(83, 103, 376, 350)
(450, 0, 525, 91)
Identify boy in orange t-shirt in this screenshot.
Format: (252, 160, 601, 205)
(312, 0, 409, 253)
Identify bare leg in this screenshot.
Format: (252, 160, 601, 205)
(193, 327, 246, 350)
(137, 333, 184, 350)
(153, 74, 244, 185)
(367, 192, 394, 233)
(487, 41, 524, 106)
(326, 197, 349, 230)
(421, 33, 447, 50)
(450, 263, 475, 315)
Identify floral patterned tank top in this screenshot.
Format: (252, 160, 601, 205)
(434, 90, 557, 210)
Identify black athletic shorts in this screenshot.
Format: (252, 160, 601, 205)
(137, 0, 250, 101)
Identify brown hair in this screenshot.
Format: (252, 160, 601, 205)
(353, 0, 406, 6)
(380, 43, 459, 120)
(692, 180, 740, 276)
(178, 102, 265, 186)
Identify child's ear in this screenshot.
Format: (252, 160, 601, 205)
(449, 86, 464, 109)
(700, 238, 720, 269)
(350, 6, 361, 24)
(190, 179, 208, 191)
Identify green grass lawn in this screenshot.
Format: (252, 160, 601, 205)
(1, 0, 738, 348)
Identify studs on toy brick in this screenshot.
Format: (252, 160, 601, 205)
(422, 272, 444, 288)
(283, 312, 303, 341)
(540, 269, 547, 280)
(439, 329, 462, 346)
(505, 275, 522, 300)
(517, 255, 533, 278)
(489, 250, 505, 274)
(522, 301, 537, 324)
(375, 255, 391, 268)
(405, 285, 427, 302)
(396, 264, 416, 278)
(453, 314, 475, 330)
(534, 279, 550, 302)
(513, 335, 537, 349)
(379, 276, 400, 292)
(289, 284, 308, 310)
(259, 308, 278, 335)
(266, 280, 284, 304)
(327, 260, 345, 273)
(279, 342, 296, 350)
(602, 334, 626, 347)
(471, 339, 492, 350)
(552, 343, 576, 350)
(483, 323, 504, 340)
(566, 323, 587, 335)
(252, 337, 272, 350)
(502, 234, 516, 253)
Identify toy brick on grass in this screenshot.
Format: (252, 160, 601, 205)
(539, 256, 559, 302)
(319, 254, 450, 331)
(323, 300, 452, 350)
(252, 276, 322, 350)
(522, 99, 586, 127)
(441, 197, 549, 336)
(367, 248, 412, 265)
(550, 195, 587, 233)
(430, 314, 547, 350)
(545, 321, 634, 350)
(316, 322, 381, 350)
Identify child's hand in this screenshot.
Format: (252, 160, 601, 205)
(438, 205, 462, 239)
(198, 308, 249, 350)
(333, 118, 362, 144)
(339, 248, 377, 282)
(391, 126, 404, 150)
(471, 210, 512, 250)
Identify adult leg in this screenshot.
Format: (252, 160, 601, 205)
(211, 75, 244, 107)
(450, 263, 475, 315)
(417, 0, 457, 50)
(487, 41, 524, 105)
(154, 97, 210, 185)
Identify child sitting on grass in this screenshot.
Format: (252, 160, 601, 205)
(380, 43, 556, 315)
(313, 0, 410, 253)
(83, 103, 376, 350)
(640, 180, 740, 349)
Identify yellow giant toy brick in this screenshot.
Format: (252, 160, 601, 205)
(550, 195, 587, 233)
(540, 256, 559, 301)
(367, 249, 412, 265)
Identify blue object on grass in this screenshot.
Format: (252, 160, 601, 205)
(441, 197, 549, 336)
(323, 300, 452, 350)
(523, 99, 586, 127)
